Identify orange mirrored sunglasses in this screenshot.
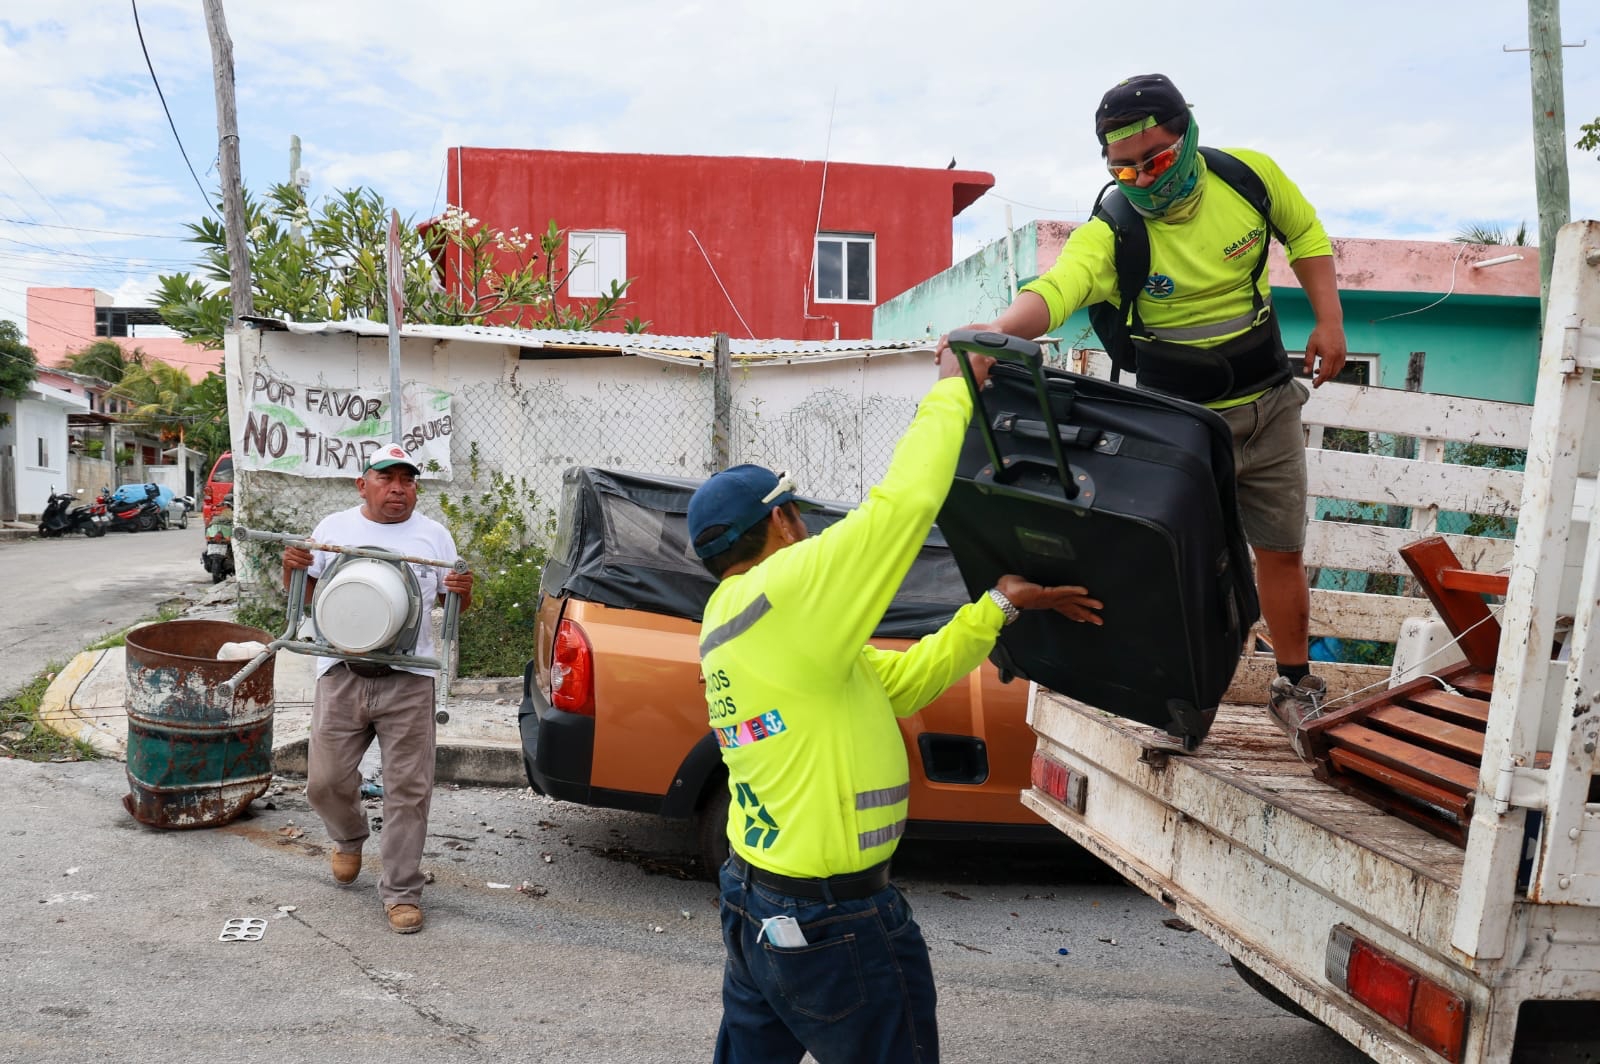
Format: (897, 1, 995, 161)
(1107, 143, 1182, 184)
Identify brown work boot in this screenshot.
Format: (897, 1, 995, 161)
(330, 849, 362, 885)
(386, 903, 424, 934)
(1267, 675, 1329, 761)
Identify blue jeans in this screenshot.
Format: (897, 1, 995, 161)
(713, 858, 938, 1064)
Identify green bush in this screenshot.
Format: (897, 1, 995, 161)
(438, 445, 556, 677)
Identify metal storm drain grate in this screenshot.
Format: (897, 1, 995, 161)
(219, 918, 267, 942)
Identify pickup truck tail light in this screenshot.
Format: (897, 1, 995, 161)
(1327, 926, 1467, 1062)
(550, 619, 596, 715)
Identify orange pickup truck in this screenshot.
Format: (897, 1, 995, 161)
(518, 466, 1050, 874)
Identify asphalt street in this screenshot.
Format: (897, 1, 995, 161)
(1, 758, 1371, 1064)
(0, 521, 209, 699)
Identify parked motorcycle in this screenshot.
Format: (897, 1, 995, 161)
(96, 483, 166, 533)
(38, 487, 107, 538)
(202, 491, 235, 583)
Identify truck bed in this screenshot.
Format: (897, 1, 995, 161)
(1025, 687, 1471, 1052)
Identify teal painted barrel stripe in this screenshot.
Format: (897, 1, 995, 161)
(126, 719, 273, 790)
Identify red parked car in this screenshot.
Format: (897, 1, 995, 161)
(201, 451, 233, 527)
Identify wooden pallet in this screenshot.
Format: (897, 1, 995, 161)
(1300, 537, 1512, 847)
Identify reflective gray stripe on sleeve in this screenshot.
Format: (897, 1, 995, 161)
(855, 784, 910, 811)
(859, 820, 906, 851)
(1145, 304, 1268, 342)
(698, 594, 773, 657)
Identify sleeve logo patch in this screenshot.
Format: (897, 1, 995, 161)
(717, 709, 787, 748)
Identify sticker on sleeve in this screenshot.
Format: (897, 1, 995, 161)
(717, 709, 787, 748)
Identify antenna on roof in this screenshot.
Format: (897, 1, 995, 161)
(803, 89, 838, 325)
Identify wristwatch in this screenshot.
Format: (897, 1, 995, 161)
(986, 587, 1020, 626)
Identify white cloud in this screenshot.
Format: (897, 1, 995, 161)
(3, 0, 1598, 339)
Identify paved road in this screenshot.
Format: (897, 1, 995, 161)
(1, 759, 1370, 1064)
(0, 522, 209, 699)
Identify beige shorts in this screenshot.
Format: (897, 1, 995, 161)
(1216, 379, 1310, 553)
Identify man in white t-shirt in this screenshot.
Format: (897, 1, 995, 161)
(282, 442, 474, 935)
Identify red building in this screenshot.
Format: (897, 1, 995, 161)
(445, 148, 994, 340)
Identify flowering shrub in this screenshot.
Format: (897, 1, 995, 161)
(155, 183, 638, 347)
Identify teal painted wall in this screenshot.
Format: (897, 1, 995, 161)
(879, 222, 1542, 404)
(1282, 290, 1540, 403)
(873, 227, 1036, 340)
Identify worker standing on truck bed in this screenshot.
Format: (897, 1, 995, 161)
(688, 348, 1104, 1063)
(939, 72, 1348, 757)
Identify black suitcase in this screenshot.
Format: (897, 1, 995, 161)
(937, 330, 1260, 749)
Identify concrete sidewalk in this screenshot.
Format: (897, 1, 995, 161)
(36, 592, 528, 787)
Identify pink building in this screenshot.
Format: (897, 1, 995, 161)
(25, 288, 220, 382)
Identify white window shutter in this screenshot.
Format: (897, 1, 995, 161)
(569, 233, 599, 298)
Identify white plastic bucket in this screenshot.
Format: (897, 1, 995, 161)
(314, 558, 415, 653)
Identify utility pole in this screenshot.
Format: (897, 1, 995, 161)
(202, 0, 253, 325)
(1525, 0, 1574, 317)
(289, 135, 304, 246)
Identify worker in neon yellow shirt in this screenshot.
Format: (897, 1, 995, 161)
(941, 73, 1348, 759)
(688, 350, 1103, 1064)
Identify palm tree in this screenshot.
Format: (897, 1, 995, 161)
(104, 361, 196, 444)
(1453, 222, 1530, 246)
(177, 371, 231, 463)
(61, 340, 141, 384)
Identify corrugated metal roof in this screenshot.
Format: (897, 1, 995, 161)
(254, 317, 937, 364)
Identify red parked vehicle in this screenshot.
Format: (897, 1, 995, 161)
(201, 451, 233, 527)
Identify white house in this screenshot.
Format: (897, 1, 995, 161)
(0, 378, 90, 521)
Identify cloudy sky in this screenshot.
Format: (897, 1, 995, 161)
(3, 0, 1597, 347)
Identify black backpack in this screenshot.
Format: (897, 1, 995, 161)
(1087, 147, 1287, 375)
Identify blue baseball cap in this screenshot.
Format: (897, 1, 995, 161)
(688, 464, 810, 559)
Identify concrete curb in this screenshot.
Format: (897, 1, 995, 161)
(36, 649, 123, 757)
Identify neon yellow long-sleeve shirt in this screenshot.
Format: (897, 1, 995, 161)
(698, 376, 1006, 878)
(1023, 148, 1333, 348)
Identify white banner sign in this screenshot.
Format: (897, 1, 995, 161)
(238, 370, 453, 478)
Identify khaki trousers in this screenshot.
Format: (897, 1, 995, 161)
(307, 665, 436, 906)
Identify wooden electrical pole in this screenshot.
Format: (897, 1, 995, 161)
(712, 332, 732, 471)
(202, 0, 253, 325)
(1526, 0, 1573, 317)
(289, 134, 303, 246)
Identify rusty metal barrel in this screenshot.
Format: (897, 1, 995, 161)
(123, 619, 276, 829)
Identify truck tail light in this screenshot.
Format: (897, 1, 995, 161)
(1030, 752, 1086, 814)
(549, 619, 596, 716)
(1327, 926, 1467, 1062)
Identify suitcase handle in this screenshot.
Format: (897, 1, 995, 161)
(999, 415, 1107, 451)
(947, 329, 1083, 504)
(946, 328, 1042, 367)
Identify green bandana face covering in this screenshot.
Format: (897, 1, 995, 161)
(1118, 117, 1200, 217)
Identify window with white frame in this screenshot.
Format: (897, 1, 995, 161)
(567, 231, 627, 298)
(36, 436, 48, 468)
(814, 233, 875, 303)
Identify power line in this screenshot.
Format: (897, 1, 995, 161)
(0, 217, 190, 240)
(0, 151, 138, 274)
(0, 238, 194, 266)
(130, 0, 220, 220)
(984, 191, 1091, 217)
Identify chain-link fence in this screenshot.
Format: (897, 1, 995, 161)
(231, 337, 935, 591)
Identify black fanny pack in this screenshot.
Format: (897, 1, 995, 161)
(1130, 312, 1292, 405)
(344, 661, 397, 678)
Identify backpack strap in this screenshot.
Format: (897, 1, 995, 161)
(1198, 147, 1286, 244)
(1090, 183, 1147, 382)
(1196, 147, 1284, 321)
